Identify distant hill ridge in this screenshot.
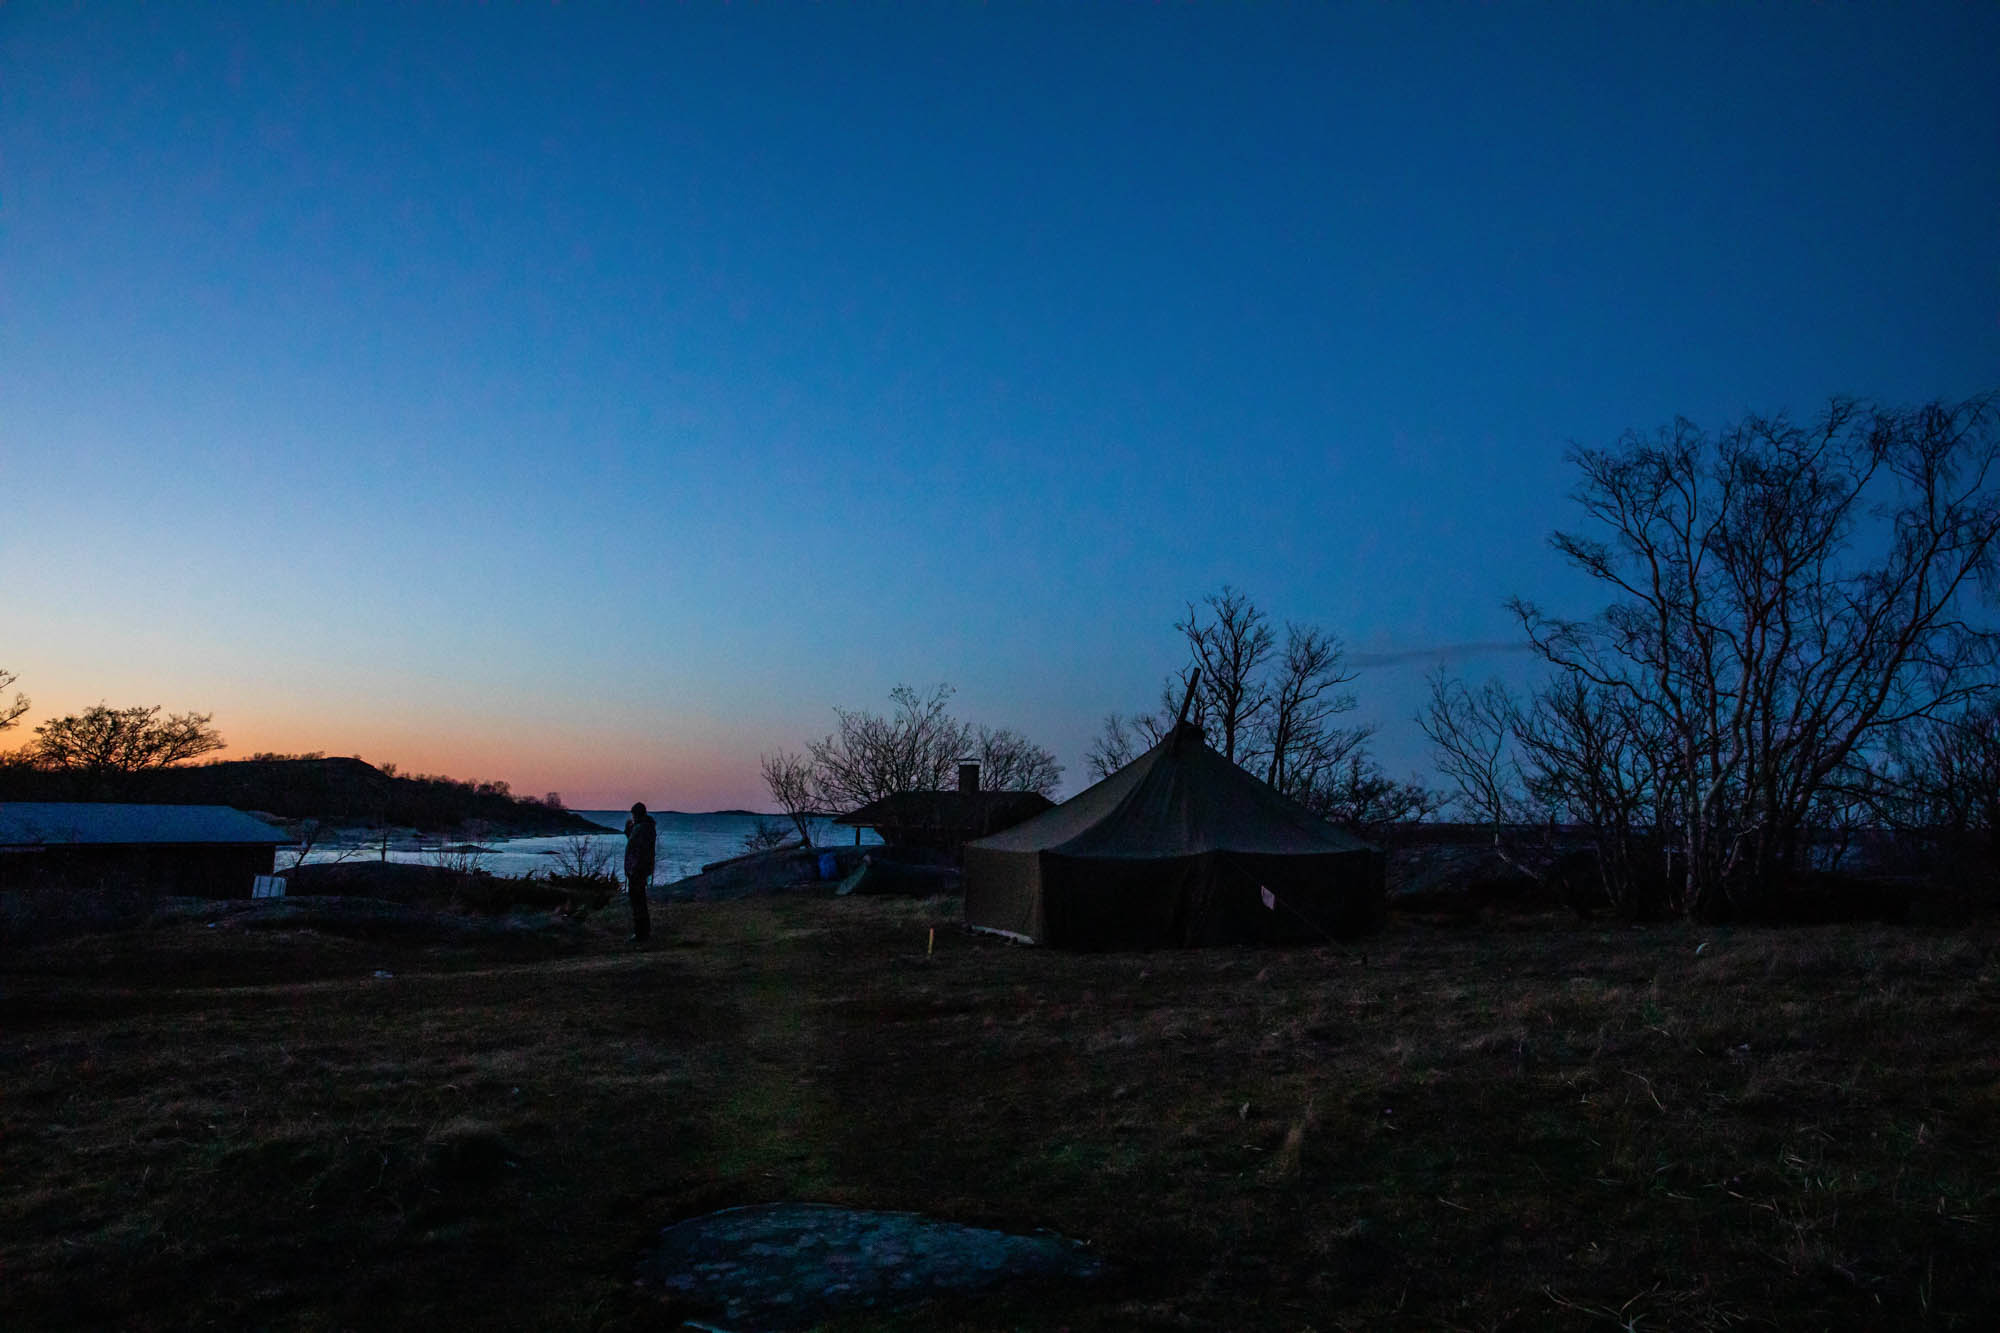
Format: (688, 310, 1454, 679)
(4, 755, 602, 836)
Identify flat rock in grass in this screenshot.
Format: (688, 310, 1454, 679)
(636, 1202, 1101, 1332)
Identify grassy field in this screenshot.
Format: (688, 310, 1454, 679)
(3, 894, 1996, 1330)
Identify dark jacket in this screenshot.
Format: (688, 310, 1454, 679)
(624, 811, 657, 879)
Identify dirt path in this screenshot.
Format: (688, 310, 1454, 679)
(702, 908, 838, 1197)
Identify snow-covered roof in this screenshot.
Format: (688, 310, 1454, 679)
(0, 803, 287, 848)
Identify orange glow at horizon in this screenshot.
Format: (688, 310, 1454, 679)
(215, 721, 762, 812)
(5, 686, 769, 812)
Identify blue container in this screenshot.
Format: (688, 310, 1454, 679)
(818, 852, 839, 881)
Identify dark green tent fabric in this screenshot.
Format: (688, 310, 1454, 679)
(964, 725, 1384, 948)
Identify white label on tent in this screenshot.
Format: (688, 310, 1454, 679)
(253, 875, 287, 899)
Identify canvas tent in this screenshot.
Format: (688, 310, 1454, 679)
(963, 725, 1384, 948)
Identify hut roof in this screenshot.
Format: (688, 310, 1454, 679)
(0, 803, 288, 849)
(833, 791, 1054, 835)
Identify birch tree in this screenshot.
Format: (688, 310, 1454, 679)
(1514, 392, 2000, 917)
(1514, 674, 1675, 915)
(1879, 702, 2000, 883)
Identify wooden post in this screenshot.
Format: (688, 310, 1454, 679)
(1170, 667, 1202, 750)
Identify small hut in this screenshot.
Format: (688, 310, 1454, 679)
(832, 762, 1053, 857)
(0, 803, 287, 897)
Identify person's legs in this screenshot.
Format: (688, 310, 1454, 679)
(628, 872, 652, 941)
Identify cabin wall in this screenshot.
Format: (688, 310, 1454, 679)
(0, 844, 278, 897)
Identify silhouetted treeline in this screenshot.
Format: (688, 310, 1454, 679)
(0, 753, 600, 836)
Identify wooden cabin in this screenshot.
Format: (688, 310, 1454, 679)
(0, 802, 287, 897)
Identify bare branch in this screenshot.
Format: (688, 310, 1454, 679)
(1177, 585, 1274, 763)
(0, 667, 26, 736)
(759, 750, 819, 845)
(804, 684, 1061, 809)
(25, 703, 225, 797)
(1523, 391, 2000, 915)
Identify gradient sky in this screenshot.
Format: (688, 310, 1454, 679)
(6, 3, 1998, 810)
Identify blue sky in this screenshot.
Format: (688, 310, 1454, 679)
(6, 3, 1997, 809)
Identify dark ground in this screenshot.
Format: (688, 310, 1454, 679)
(3, 893, 1997, 1330)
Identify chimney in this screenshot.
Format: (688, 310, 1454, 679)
(958, 760, 980, 794)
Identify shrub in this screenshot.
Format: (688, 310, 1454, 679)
(740, 817, 794, 854)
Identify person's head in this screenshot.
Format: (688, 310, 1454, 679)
(630, 802, 647, 817)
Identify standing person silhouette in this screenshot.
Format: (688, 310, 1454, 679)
(623, 802, 657, 943)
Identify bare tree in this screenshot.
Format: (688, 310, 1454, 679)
(1157, 663, 1204, 740)
(1103, 590, 1414, 832)
(0, 667, 26, 736)
(1085, 712, 1142, 780)
(1295, 752, 1442, 839)
(25, 704, 225, 796)
(1877, 703, 2000, 885)
(1091, 662, 1208, 773)
(1418, 669, 1584, 898)
(972, 726, 1063, 797)
(1514, 674, 1674, 915)
(805, 683, 1062, 809)
(1420, 670, 1532, 827)
(1252, 623, 1362, 795)
(548, 831, 618, 885)
(808, 683, 970, 812)
(1515, 392, 2000, 917)
(759, 750, 819, 846)
(280, 817, 362, 873)
(426, 821, 493, 879)
(739, 817, 795, 854)
(1177, 586, 1273, 763)
(1096, 593, 1346, 784)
